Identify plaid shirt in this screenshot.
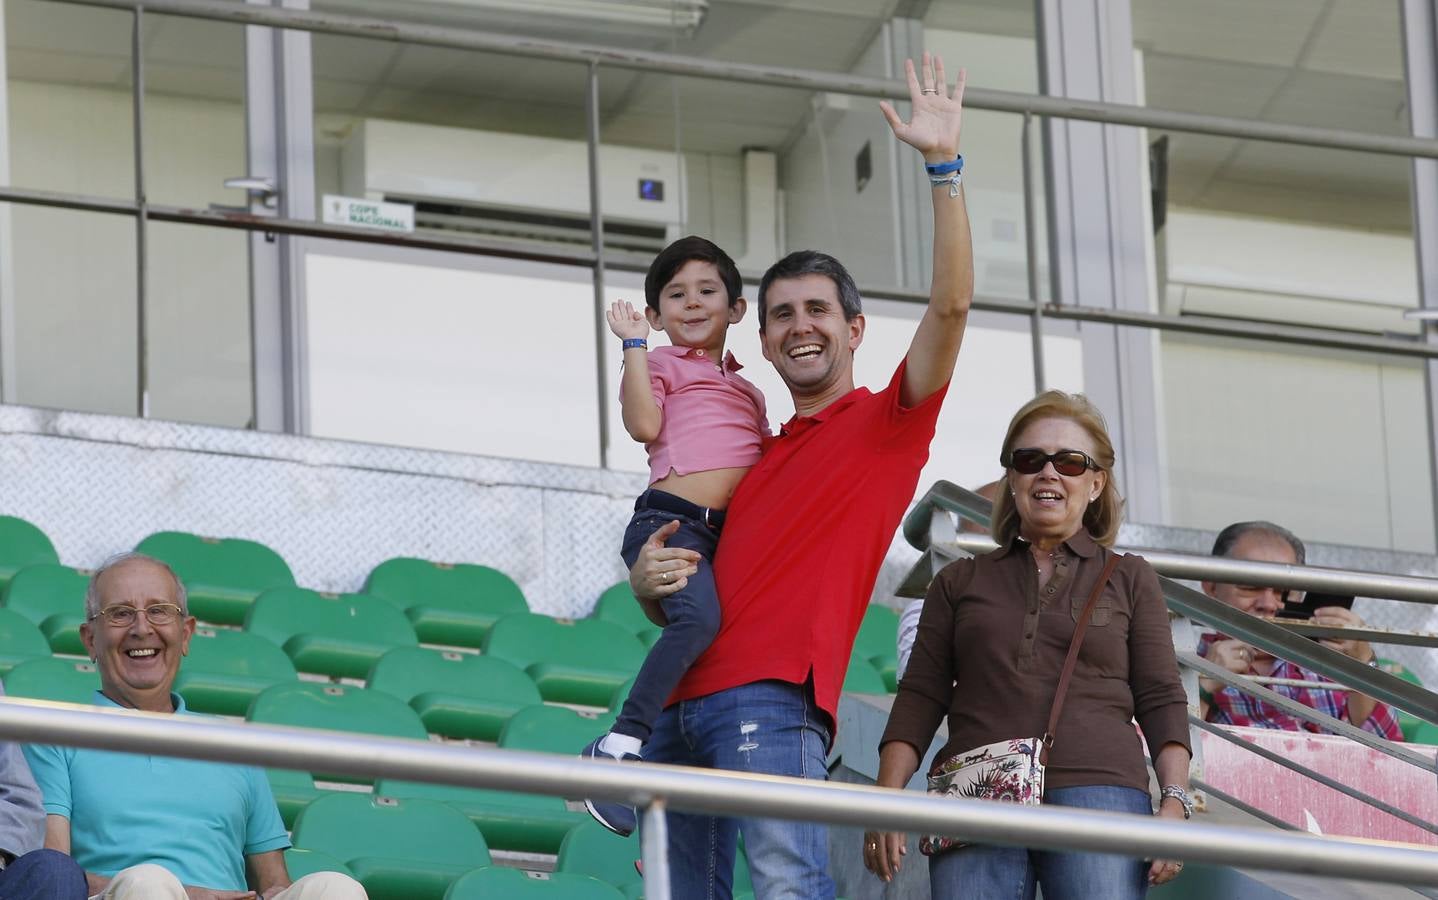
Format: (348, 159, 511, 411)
(1198, 635, 1403, 741)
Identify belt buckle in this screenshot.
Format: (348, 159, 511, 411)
(703, 507, 714, 530)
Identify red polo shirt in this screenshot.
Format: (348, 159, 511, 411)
(670, 359, 948, 722)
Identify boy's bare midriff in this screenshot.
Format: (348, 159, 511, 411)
(651, 465, 750, 511)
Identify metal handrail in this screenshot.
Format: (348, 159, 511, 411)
(901, 481, 1438, 729)
(3, 699, 1438, 887)
(906, 481, 1438, 603)
(48, 0, 1438, 161)
(1186, 715, 1438, 837)
(1178, 652, 1431, 773)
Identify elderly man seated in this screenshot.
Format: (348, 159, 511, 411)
(23, 552, 368, 900)
(1197, 521, 1401, 740)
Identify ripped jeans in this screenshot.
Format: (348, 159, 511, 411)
(643, 679, 834, 900)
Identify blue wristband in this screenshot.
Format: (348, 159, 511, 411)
(622, 338, 648, 351)
(924, 155, 964, 176)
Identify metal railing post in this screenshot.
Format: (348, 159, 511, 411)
(131, 4, 149, 418)
(1022, 112, 1045, 394)
(641, 800, 672, 900)
(585, 61, 610, 469)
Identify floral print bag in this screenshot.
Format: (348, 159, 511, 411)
(918, 554, 1123, 856)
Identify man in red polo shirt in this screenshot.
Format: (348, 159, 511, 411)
(627, 53, 973, 900)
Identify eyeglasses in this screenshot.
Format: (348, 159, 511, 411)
(1004, 447, 1101, 477)
(88, 603, 185, 627)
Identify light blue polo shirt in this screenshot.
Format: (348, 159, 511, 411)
(23, 692, 290, 890)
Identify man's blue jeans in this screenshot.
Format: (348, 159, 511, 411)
(0, 848, 89, 900)
(643, 680, 834, 900)
(928, 784, 1152, 900)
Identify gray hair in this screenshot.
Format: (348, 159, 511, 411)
(1211, 521, 1306, 566)
(84, 551, 189, 619)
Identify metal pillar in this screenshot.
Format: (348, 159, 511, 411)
(131, 6, 149, 417)
(1403, 0, 1438, 551)
(245, 0, 315, 433)
(1022, 112, 1045, 394)
(586, 62, 611, 469)
(0, 0, 16, 403)
(1035, 0, 1166, 523)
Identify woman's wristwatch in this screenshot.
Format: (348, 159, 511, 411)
(1160, 784, 1194, 819)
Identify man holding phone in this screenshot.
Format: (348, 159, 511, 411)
(1196, 520, 1401, 738)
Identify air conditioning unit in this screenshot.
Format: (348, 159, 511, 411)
(340, 119, 684, 254)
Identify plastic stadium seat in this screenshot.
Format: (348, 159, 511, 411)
(591, 582, 661, 646)
(484, 614, 647, 707)
(245, 586, 418, 680)
(842, 651, 888, 695)
(174, 627, 298, 717)
(4, 657, 100, 704)
(375, 778, 584, 855)
(291, 793, 490, 900)
(0, 516, 59, 591)
(0, 609, 55, 676)
(853, 604, 901, 691)
(2, 563, 89, 655)
(247, 682, 429, 784)
(268, 768, 331, 830)
(135, 531, 294, 626)
(498, 704, 604, 756)
(284, 848, 356, 881)
(557, 821, 754, 897)
(445, 866, 624, 899)
(363, 557, 527, 648)
(366, 646, 540, 742)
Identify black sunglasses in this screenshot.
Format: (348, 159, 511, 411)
(1003, 447, 1101, 477)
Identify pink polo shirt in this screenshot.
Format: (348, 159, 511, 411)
(637, 345, 769, 484)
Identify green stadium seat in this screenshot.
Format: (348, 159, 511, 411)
(498, 704, 604, 755)
(0, 516, 59, 591)
(175, 627, 298, 717)
(4, 657, 100, 704)
(555, 821, 641, 895)
(247, 682, 429, 784)
(0, 609, 55, 676)
(135, 531, 294, 626)
(484, 614, 647, 707)
(375, 778, 584, 855)
(445, 866, 624, 899)
(843, 651, 887, 695)
(283, 848, 355, 881)
(2, 563, 88, 655)
(853, 604, 901, 691)
(245, 586, 418, 680)
(291, 793, 490, 900)
(591, 582, 661, 646)
(557, 821, 754, 897)
(363, 557, 527, 648)
(1379, 659, 1430, 742)
(267, 768, 331, 830)
(366, 646, 540, 742)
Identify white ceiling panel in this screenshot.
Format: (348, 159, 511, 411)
(143, 62, 246, 103)
(1142, 55, 1289, 119)
(142, 16, 243, 69)
(1304, 0, 1404, 81)
(4, 0, 130, 57)
(1261, 69, 1407, 134)
(1133, 0, 1323, 68)
(924, 0, 1035, 38)
(1195, 178, 1411, 231)
(4, 49, 128, 89)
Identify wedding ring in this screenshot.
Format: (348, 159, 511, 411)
(922, 88, 938, 94)
(868, 842, 878, 849)
(664, 571, 672, 583)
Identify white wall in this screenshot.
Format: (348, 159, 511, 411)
(3, 80, 252, 426)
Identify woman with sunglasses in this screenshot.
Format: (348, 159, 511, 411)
(865, 390, 1192, 899)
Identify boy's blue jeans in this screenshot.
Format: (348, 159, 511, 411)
(928, 784, 1152, 900)
(614, 489, 723, 742)
(643, 679, 835, 900)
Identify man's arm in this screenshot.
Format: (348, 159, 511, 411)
(44, 815, 110, 896)
(879, 53, 974, 408)
(247, 849, 291, 899)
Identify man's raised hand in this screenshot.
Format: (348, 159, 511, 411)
(607, 299, 651, 341)
(879, 52, 965, 165)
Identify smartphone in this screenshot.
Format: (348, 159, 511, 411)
(1280, 589, 1355, 621)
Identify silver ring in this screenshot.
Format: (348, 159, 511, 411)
(664, 571, 672, 583)
(922, 88, 938, 94)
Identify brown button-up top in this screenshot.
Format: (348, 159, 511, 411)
(880, 530, 1191, 793)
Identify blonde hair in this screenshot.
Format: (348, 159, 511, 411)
(990, 390, 1125, 547)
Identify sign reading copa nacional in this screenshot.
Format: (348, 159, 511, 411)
(322, 194, 415, 234)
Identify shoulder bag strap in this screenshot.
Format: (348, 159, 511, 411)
(1038, 552, 1124, 765)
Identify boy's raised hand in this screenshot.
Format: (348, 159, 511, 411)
(879, 52, 965, 164)
(607, 300, 651, 341)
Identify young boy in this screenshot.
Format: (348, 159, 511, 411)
(582, 236, 768, 836)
